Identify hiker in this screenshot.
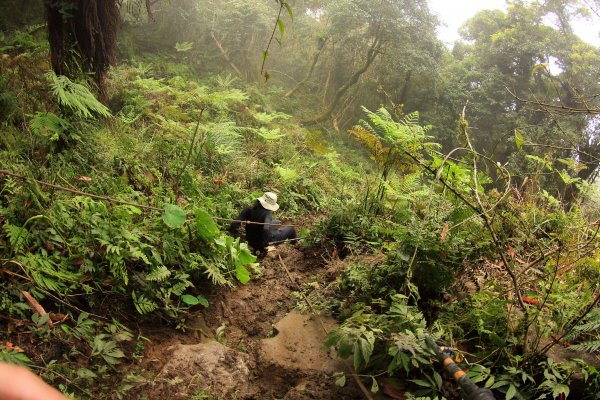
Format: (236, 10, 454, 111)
(229, 192, 297, 253)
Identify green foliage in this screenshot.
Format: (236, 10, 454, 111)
(47, 71, 111, 118)
(30, 112, 70, 142)
(0, 345, 31, 365)
(163, 204, 186, 229)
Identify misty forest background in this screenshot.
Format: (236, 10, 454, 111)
(1, 0, 600, 399)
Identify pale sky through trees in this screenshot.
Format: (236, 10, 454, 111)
(428, 0, 600, 47)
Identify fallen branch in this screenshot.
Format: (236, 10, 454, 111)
(21, 290, 47, 317)
(210, 31, 242, 77)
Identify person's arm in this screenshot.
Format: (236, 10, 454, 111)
(228, 206, 250, 235)
(0, 362, 68, 400)
(262, 211, 273, 244)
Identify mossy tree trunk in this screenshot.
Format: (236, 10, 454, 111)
(46, 0, 120, 99)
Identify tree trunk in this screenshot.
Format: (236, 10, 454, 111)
(307, 38, 382, 124)
(244, 31, 260, 81)
(210, 31, 242, 78)
(285, 37, 328, 97)
(46, 0, 120, 100)
(397, 70, 412, 105)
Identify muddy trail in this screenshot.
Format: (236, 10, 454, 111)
(125, 244, 364, 400)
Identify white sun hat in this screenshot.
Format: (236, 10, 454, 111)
(257, 192, 279, 211)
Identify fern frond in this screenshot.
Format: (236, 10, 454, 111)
(202, 121, 243, 155)
(109, 260, 129, 286)
(18, 253, 82, 292)
(568, 340, 600, 353)
(30, 112, 70, 141)
(3, 223, 31, 254)
(202, 258, 228, 286)
(146, 266, 171, 281)
(132, 291, 159, 315)
(47, 71, 111, 118)
(170, 281, 193, 297)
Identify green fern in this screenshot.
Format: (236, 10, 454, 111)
(29, 112, 70, 141)
(253, 111, 291, 125)
(3, 223, 31, 254)
(564, 308, 600, 353)
(146, 266, 171, 281)
(202, 121, 243, 155)
(18, 253, 82, 292)
(568, 340, 600, 353)
(359, 106, 439, 154)
(47, 71, 111, 118)
(214, 73, 238, 88)
(202, 258, 229, 286)
(194, 86, 248, 111)
(252, 127, 285, 141)
(132, 291, 159, 315)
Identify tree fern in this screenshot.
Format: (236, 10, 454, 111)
(29, 112, 70, 141)
(252, 127, 285, 141)
(47, 71, 111, 118)
(201, 88, 248, 111)
(202, 121, 243, 155)
(359, 106, 439, 154)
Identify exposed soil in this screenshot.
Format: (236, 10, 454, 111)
(122, 244, 364, 399)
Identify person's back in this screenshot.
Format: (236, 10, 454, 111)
(229, 192, 296, 253)
(242, 201, 272, 251)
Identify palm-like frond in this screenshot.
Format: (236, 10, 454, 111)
(47, 71, 111, 118)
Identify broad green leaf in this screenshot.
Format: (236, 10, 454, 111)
(552, 384, 569, 399)
(237, 249, 256, 265)
(182, 294, 208, 307)
(353, 342, 363, 370)
(77, 368, 98, 379)
(194, 209, 219, 240)
(181, 294, 200, 305)
(163, 204, 186, 229)
(359, 336, 374, 364)
(409, 379, 432, 387)
(277, 19, 285, 39)
(337, 339, 353, 359)
(506, 384, 517, 400)
(324, 331, 342, 347)
(515, 130, 524, 152)
(488, 331, 507, 348)
(236, 264, 250, 284)
(197, 295, 209, 308)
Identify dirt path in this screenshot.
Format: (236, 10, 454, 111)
(126, 245, 363, 400)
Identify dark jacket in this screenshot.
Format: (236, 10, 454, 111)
(229, 201, 272, 251)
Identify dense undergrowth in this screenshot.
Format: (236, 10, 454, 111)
(1, 24, 600, 400)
